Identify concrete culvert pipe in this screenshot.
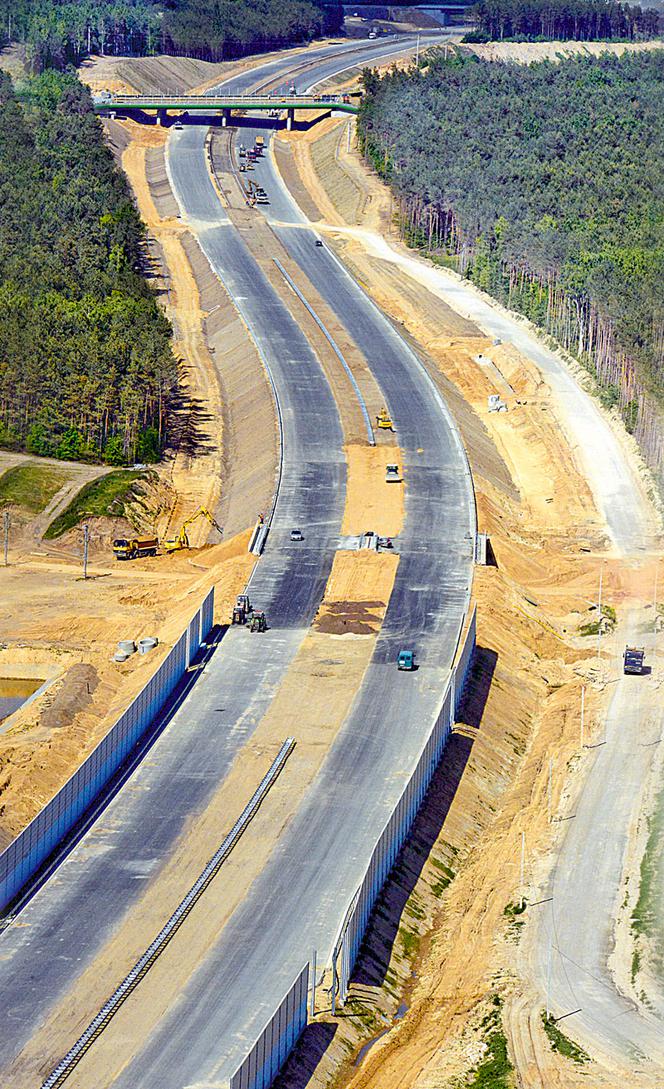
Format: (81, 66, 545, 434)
(114, 651, 130, 663)
(138, 637, 159, 655)
(117, 640, 136, 656)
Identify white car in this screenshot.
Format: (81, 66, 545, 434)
(290, 528, 304, 542)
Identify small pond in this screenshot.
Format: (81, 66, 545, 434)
(0, 677, 42, 722)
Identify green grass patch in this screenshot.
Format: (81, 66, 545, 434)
(469, 996, 514, 1089)
(44, 470, 150, 539)
(0, 464, 71, 513)
(578, 604, 617, 636)
(398, 926, 420, 959)
(541, 1012, 590, 1063)
(631, 947, 641, 982)
(632, 797, 664, 940)
(430, 857, 456, 897)
(503, 901, 527, 917)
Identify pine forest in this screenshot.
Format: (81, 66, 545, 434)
(358, 50, 664, 490)
(0, 69, 177, 463)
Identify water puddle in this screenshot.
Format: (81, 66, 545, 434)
(0, 677, 41, 721)
(354, 999, 410, 1065)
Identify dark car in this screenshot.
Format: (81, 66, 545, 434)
(315, 239, 324, 247)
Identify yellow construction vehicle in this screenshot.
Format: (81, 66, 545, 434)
(163, 507, 223, 553)
(376, 407, 394, 431)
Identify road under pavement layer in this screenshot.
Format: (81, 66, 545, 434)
(86, 46, 473, 1088)
(0, 51, 364, 1080)
(0, 34, 467, 1087)
(264, 94, 664, 1074)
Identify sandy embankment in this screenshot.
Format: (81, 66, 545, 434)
(267, 89, 664, 1089)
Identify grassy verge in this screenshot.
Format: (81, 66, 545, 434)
(541, 1012, 590, 1063)
(578, 604, 617, 637)
(631, 781, 664, 983)
(468, 996, 514, 1089)
(45, 470, 150, 539)
(0, 464, 71, 513)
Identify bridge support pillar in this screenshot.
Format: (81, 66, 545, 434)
(156, 109, 167, 126)
(286, 108, 295, 131)
(221, 108, 231, 127)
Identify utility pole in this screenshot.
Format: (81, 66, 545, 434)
(83, 523, 90, 580)
(347, 120, 351, 154)
(415, 32, 421, 67)
(3, 510, 9, 566)
(580, 685, 586, 748)
(547, 757, 553, 823)
(546, 935, 553, 1020)
(596, 565, 604, 663)
(520, 831, 526, 909)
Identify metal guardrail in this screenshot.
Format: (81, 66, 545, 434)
(41, 737, 296, 1089)
(273, 260, 375, 447)
(96, 94, 352, 107)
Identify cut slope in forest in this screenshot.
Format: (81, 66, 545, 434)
(0, 0, 342, 73)
(466, 0, 662, 42)
(0, 69, 178, 464)
(358, 49, 664, 491)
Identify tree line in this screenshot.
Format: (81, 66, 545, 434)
(0, 0, 342, 72)
(358, 50, 664, 490)
(0, 69, 177, 464)
(466, 0, 661, 41)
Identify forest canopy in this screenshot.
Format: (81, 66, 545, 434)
(466, 0, 661, 42)
(359, 50, 664, 486)
(0, 0, 342, 71)
(0, 69, 177, 463)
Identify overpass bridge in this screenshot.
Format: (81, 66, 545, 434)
(93, 93, 359, 128)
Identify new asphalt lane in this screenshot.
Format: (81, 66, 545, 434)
(0, 67, 350, 1080)
(109, 43, 475, 1088)
(0, 35, 472, 1086)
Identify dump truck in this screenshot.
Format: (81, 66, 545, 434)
(113, 537, 158, 560)
(255, 135, 265, 149)
(623, 646, 646, 675)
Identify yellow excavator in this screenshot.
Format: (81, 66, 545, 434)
(163, 507, 223, 553)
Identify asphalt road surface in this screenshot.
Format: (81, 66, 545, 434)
(110, 43, 475, 1088)
(0, 35, 472, 1087)
(0, 68, 349, 1080)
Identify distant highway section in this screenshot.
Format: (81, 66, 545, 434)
(110, 41, 475, 1089)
